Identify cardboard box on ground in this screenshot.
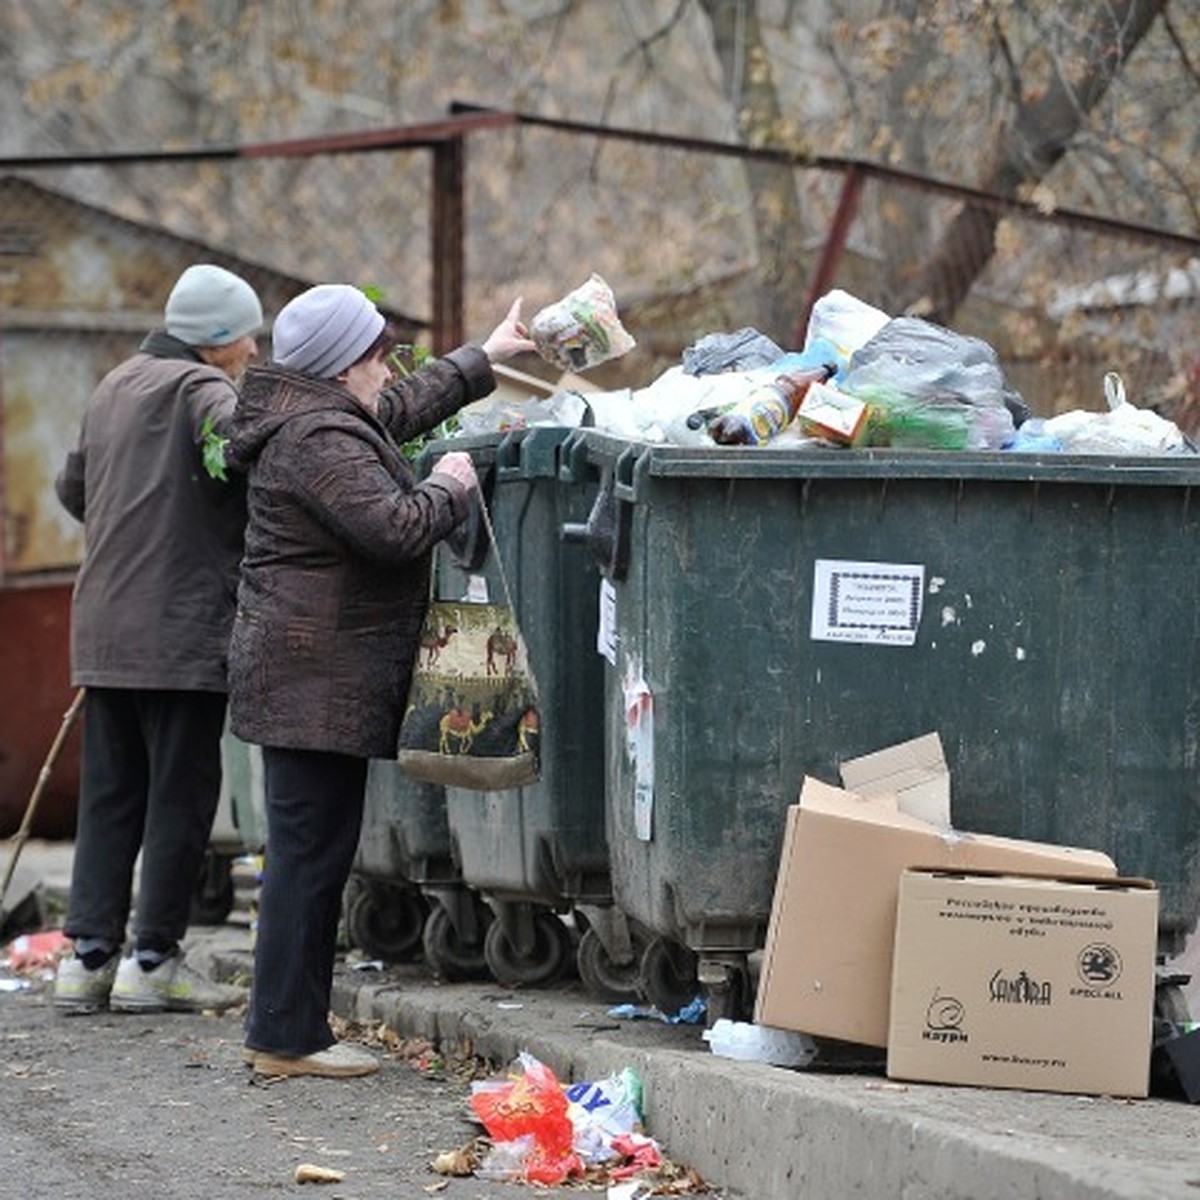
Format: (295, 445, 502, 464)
(753, 733, 1159, 1097)
(888, 869, 1157, 1098)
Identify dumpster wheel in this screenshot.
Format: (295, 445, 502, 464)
(484, 909, 574, 988)
(345, 881, 428, 962)
(576, 923, 651, 1004)
(422, 900, 492, 982)
(639, 936, 700, 1017)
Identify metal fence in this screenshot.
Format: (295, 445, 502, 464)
(4, 105, 1200, 579)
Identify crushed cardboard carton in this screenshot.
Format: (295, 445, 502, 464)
(754, 734, 1117, 1048)
(887, 869, 1157, 1097)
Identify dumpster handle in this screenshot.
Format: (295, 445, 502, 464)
(561, 469, 631, 581)
(613, 445, 639, 500)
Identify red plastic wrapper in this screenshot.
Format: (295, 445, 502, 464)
(470, 1052, 583, 1185)
(6, 929, 70, 972)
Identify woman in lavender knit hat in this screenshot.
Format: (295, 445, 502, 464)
(228, 284, 533, 1078)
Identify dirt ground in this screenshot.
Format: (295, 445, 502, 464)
(0, 972, 720, 1199)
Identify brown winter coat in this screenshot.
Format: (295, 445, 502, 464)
(227, 346, 495, 758)
(56, 333, 246, 692)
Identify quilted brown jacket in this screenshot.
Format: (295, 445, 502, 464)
(227, 345, 495, 758)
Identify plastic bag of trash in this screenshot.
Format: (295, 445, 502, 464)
(564, 1066, 645, 1163)
(682, 327, 785, 376)
(841, 317, 1026, 450)
(804, 288, 891, 362)
(457, 388, 590, 435)
(1041, 372, 1191, 456)
(470, 1051, 583, 1185)
(531, 274, 636, 372)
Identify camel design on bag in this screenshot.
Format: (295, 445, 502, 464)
(420, 619, 458, 668)
(486, 627, 519, 676)
(517, 706, 540, 754)
(439, 705, 493, 755)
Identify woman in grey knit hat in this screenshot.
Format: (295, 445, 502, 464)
(229, 284, 533, 1078)
(53, 264, 263, 1017)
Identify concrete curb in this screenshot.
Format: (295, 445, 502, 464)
(199, 939, 1200, 1200)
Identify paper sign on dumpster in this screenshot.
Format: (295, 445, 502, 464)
(623, 674, 654, 841)
(810, 559, 924, 647)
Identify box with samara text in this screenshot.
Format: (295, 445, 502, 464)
(887, 869, 1158, 1097)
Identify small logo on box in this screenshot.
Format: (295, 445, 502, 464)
(989, 968, 1052, 1006)
(1071, 942, 1125, 998)
(922, 990, 968, 1043)
(1077, 942, 1122, 987)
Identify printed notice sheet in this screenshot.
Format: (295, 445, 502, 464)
(810, 559, 924, 647)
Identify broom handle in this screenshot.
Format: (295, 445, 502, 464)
(0, 687, 86, 906)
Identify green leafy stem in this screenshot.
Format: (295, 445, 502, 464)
(201, 416, 230, 481)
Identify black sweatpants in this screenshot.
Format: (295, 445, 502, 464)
(65, 687, 227, 952)
(244, 746, 367, 1057)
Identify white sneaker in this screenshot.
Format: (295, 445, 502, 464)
(251, 1042, 380, 1078)
(53, 954, 119, 1015)
(109, 952, 246, 1014)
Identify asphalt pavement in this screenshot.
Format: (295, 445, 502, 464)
(11, 839, 1200, 1200)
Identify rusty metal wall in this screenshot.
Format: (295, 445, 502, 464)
(0, 583, 78, 837)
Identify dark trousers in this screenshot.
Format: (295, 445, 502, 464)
(245, 746, 367, 1057)
(66, 687, 227, 951)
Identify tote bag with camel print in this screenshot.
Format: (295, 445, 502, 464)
(397, 598, 541, 790)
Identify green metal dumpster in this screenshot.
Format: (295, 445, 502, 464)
(423, 426, 641, 998)
(564, 430, 1200, 1020)
(347, 761, 492, 979)
(194, 726, 268, 926)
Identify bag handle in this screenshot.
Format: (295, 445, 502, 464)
(478, 498, 519, 616)
(478, 497, 541, 697)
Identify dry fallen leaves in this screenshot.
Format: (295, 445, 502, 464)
(430, 1140, 481, 1176)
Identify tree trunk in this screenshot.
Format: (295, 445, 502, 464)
(697, 0, 808, 341)
(907, 0, 1166, 325)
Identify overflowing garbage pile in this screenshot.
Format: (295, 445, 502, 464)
(429, 1051, 708, 1191)
(472, 281, 1194, 457)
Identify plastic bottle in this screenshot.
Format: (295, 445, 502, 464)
(708, 363, 837, 445)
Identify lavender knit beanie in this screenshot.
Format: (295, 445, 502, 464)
(272, 285, 385, 378)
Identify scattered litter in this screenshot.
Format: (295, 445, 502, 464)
(607, 1181, 655, 1200)
(430, 1143, 478, 1176)
(702, 1018, 818, 1067)
(607, 995, 707, 1025)
(293, 1163, 344, 1184)
(5, 929, 69, 973)
(350, 959, 384, 972)
(496, 1000, 524, 1010)
(460, 1051, 709, 1191)
(0, 978, 29, 992)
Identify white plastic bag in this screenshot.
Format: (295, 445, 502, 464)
(1042, 372, 1188, 456)
(803, 288, 890, 362)
(531, 274, 636, 372)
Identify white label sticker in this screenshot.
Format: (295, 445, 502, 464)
(811, 559, 924, 647)
(597, 578, 617, 665)
(464, 574, 490, 604)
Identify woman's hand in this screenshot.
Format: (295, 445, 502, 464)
(431, 450, 478, 494)
(481, 298, 537, 364)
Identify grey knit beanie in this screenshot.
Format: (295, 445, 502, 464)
(272, 285, 385, 378)
(164, 264, 263, 346)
